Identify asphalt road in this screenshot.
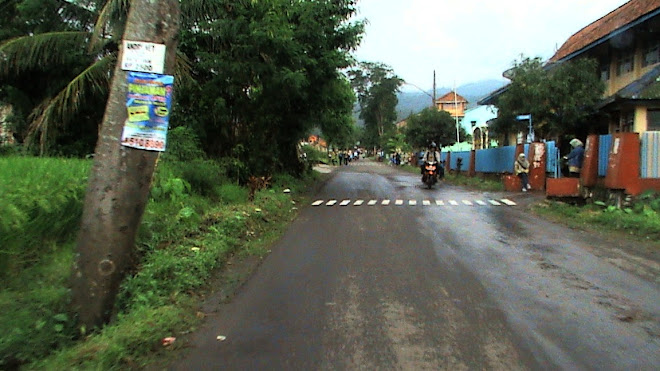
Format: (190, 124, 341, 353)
(169, 159, 660, 370)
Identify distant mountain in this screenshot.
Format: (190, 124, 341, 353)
(395, 79, 508, 121)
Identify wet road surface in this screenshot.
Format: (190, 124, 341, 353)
(169, 160, 660, 370)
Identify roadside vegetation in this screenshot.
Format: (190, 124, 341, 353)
(534, 191, 660, 242)
(0, 145, 318, 369)
(442, 172, 505, 192)
(438, 171, 660, 242)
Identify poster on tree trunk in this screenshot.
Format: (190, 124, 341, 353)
(121, 72, 174, 151)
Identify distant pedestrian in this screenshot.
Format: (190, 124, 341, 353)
(515, 153, 531, 192)
(395, 152, 401, 165)
(564, 138, 584, 178)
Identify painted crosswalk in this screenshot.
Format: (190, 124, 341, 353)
(312, 198, 517, 207)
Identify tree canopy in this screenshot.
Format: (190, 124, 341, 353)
(404, 107, 464, 149)
(491, 56, 605, 143)
(0, 0, 364, 175)
(348, 62, 403, 149)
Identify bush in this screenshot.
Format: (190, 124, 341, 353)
(161, 126, 206, 162)
(179, 160, 225, 198)
(300, 145, 326, 164)
(216, 184, 248, 205)
(217, 156, 249, 185)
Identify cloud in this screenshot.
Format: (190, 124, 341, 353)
(353, 0, 629, 89)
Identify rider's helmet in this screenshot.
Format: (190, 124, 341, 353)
(429, 142, 437, 149)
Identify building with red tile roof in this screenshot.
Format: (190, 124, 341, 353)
(481, 0, 660, 135)
(435, 91, 468, 119)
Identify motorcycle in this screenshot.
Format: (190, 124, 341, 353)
(422, 160, 439, 189)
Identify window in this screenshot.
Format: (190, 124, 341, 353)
(600, 63, 610, 81)
(620, 111, 634, 132)
(617, 52, 634, 76)
(643, 41, 660, 67)
(648, 109, 660, 131)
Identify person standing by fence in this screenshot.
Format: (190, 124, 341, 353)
(564, 138, 584, 178)
(515, 153, 531, 192)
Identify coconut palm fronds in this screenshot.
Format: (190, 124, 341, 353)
(90, 0, 129, 51)
(181, 0, 224, 23)
(27, 53, 116, 153)
(175, 50, 194, 86)
(0, 32, 91, 77)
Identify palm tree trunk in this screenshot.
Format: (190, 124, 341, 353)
(71, 0, 180, 330)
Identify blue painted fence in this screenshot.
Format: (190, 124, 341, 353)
(475, 146, 516, 173)
(641, 132, 660, 179)
(598, 134, 612, 177)
(449, 151, 471, 171)
(439, 133, 655, 179)
(450, 141, 557, 174)
(545, 141, 559, 176)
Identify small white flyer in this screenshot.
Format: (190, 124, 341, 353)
(121, 40, 166, 74)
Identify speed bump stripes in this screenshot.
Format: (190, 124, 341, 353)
(312, 199, 517, 207)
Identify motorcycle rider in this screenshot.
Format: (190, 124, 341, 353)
(420, 142, 443, 178)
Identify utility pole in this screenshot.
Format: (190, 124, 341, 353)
(454, 80, 460, 143)
(432, 70, 437, 109)
(71, 0, 180, 330)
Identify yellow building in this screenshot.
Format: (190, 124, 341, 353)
(550, 0, 660, 133)
(435, 91, 468, 119)
(480, 0, 660, 136)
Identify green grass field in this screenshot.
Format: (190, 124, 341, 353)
(0, 155, 314, 369)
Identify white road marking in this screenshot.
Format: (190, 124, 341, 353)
(313, 198, 516, 208)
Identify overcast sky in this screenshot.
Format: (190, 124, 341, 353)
(352, 0, 630, 91)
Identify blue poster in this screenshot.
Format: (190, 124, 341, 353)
(121, 72, 174, 151)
